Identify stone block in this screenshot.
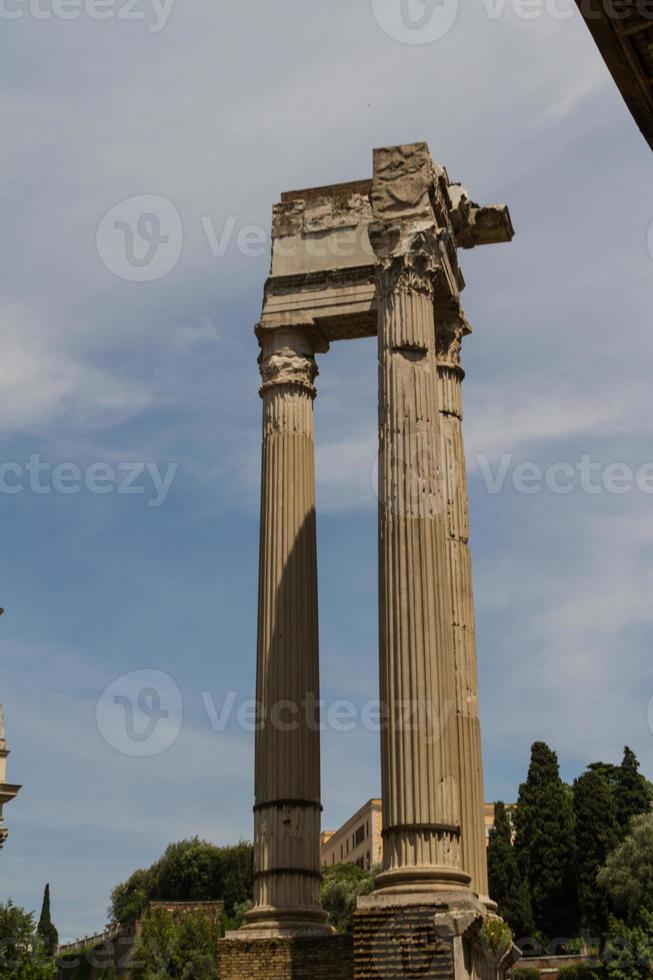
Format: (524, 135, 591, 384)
(354, 905, 455, 980)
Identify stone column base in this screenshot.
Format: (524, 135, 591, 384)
(353, 892, 519, 980)
(219, 934, 354, 980)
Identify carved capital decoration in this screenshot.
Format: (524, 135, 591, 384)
(436, 309, 471, 373)
(371, 228, 451, 302)
(258, 345, 318, 398)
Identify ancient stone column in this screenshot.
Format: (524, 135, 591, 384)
(373, 232, 470, 894)
(437, 309, 490, 904)
(241, 325, 331, 938)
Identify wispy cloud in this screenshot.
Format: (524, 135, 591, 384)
(0, 305, 151, 434)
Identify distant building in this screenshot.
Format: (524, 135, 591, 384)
(321, 799, 383, 871)
(321, 800, 515, 870)
(484, 803, 516, 845)
(0, 706, 21, 850)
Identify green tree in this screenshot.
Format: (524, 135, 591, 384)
(603, 912, 653, 979)
(36, 885, 58, 958)
(110, 839, 253, 926)
(320, 863, 376, 935)
(597, 812, 653, 926)
(132, 907, 221, 980)
(514, 742, 577, 940)
(587, 761, 619, 788)
(573, 769, 620, 935)
(487, 802, 533, 940)
(0, 900, 55, 980)
(614, 747, 650, 837)
(110, 867, 155, 925)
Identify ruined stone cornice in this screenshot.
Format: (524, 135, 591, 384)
(575, 0, 653, 150)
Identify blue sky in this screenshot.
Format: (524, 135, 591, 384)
(1, 0, 653, 942)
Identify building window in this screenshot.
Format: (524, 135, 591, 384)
(354, 825, 366, 847)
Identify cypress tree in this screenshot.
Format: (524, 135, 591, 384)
(487, 801, 534, 940)
(573, 768, 619, 935)
(513, 742, 577, 940)
(615, 746, 650, 837)
(37, 883, 58, 957)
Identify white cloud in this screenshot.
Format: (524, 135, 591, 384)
(476, 500, 653, 782)
(0, 305, 151, 434)
(317, 431, 378, 514)
(465, 382, 653, 464)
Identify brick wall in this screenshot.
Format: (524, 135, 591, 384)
(353, 906, 454, 980)
(219, 934, 354, 980)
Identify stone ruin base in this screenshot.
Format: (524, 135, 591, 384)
(218, 934, 354, 980)
(353, 892, 520, 980)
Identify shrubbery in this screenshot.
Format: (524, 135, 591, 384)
(320, 863, 376, 935)
(510, 967, 540, 980)
(0, 900, 56, 980)
(131, 907, 221, 980)
(557, 965, 602, 979)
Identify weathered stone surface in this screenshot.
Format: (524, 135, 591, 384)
(437, 307, 490, 905)
(371, 142, 434, 223)
(354, 893, 517, 980)
(260, 143, 512, 344)
(234, 142, 516, 977)
(372, 226, 468, 895)
(236, 325, 331, 940)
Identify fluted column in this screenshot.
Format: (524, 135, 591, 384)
(373, 233, 470, 894)
(437, 311, 490, 904)
(242, 325, 331, 938)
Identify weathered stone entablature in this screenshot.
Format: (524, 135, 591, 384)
(259, 142, 512, 351)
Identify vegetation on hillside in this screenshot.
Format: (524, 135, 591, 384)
(493, 742, 653, 976)
(109, 838, 253, 926)
(0, 900, 56, 979)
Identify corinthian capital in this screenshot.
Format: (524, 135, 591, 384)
(370, 227, 457, 302)
(258, 327, 320, 398)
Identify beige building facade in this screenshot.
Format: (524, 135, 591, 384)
(321, 801, 514, 872)
(0, 705, 21, 850)
(321, 800, 383, 871)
